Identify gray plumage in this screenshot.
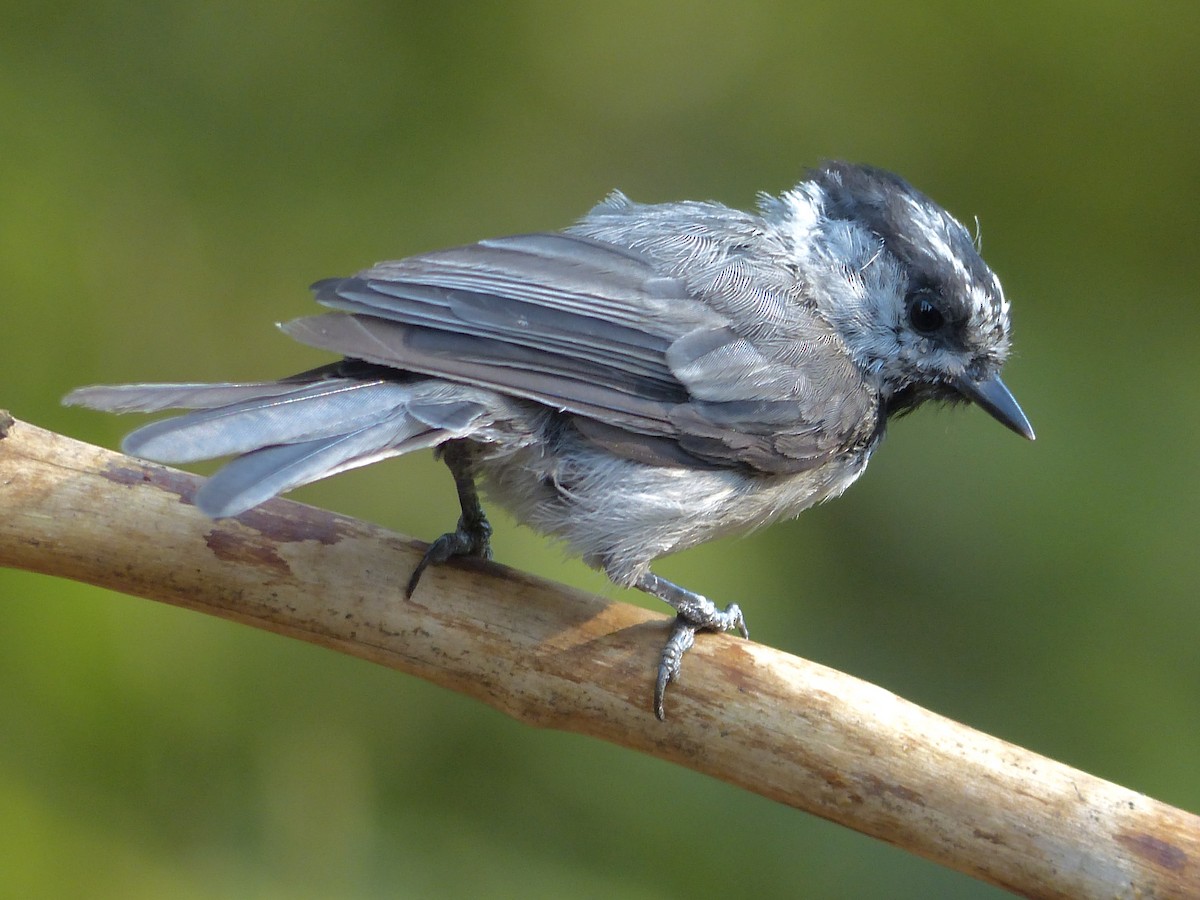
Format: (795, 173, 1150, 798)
(65, 161, 1033, 718)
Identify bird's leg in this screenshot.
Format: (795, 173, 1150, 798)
(634, 572, 750, 720)
(406, 440, 493, 597)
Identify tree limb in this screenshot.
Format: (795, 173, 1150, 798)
(1, 412, 1197, 898)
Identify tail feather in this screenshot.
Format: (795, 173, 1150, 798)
(195, 414, 442, 517)
(120, 380, 415, 463)
(64, 381, 311, 414)
(65, 374, 495, 517)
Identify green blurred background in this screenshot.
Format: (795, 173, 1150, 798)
(3, 2, 1198, 897)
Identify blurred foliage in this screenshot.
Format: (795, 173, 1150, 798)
(3, 2, 1199, 897)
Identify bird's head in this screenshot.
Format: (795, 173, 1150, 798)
(769, 161, 1033, 440)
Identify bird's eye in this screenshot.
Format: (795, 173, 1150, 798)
(907, 292, 945, 335)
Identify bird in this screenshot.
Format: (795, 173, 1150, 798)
(65, 161, 1034, 719)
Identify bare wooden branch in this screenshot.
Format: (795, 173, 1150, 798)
(1, 412, 1197, 898)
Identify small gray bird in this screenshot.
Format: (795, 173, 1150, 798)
(66, 162, 1034, 719)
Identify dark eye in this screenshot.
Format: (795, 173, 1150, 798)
(907, 291, 945, 335)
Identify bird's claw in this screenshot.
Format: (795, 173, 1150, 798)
(652, 601, 749, 721)
(405, 515, 493, 597)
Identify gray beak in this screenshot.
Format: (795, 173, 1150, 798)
(954, 373, 1035, 441)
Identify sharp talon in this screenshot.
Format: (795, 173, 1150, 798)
(654, 666, 670, 722)
(405, 556, 431, 598)
(728, 604, 750, 640)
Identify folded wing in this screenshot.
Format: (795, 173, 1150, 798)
(287, 232, 876, 474)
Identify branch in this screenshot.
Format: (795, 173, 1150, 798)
(2, 411, 1197, 898)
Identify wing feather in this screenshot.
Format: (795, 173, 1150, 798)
(291, 231, 876, 473)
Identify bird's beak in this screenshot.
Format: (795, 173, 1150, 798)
(954, 373, 1035, 441)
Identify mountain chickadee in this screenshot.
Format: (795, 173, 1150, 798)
(66, 161, 1034, 719)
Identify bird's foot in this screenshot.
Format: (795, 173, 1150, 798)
(635, 572, 749, 720)
(406, 514, 493, 597)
